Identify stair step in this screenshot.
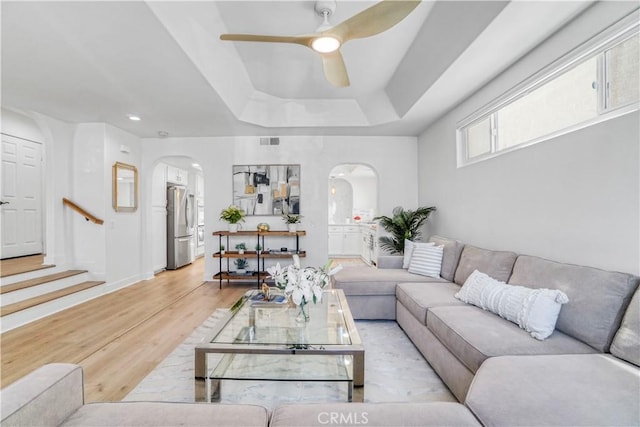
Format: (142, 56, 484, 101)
(0, 265, 68, 286)
(1, 263, 55, 278)
(0, 254, 53, 278)
(0, 270, 88, 294)
(0, 281, 105, 317)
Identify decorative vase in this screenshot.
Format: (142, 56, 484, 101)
(287, 223, 298, 233)
(295, 301, 310, 323)
(228, 223, 238, 233)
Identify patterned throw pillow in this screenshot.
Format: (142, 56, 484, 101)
(455, 270, 569, 340)
(403, 240, 434, 269)
(408, 244, 443, 278)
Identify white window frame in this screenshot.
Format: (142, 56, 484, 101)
(457, 11, 639, 168)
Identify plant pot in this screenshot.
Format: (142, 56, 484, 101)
(220, 250, 225, 255)
(228, 223, 239, 233)
(287, 223, 298, 233)
(237, 269, 246, 275)
(238, 249, 245, 255)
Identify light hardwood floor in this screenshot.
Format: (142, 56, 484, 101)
(1, 254, 52, 278)
(0, 257, 252, 402)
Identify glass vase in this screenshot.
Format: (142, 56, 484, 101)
(295, 301, 310, 324)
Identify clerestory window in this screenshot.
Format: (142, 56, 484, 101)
(457, 12, 639, 167)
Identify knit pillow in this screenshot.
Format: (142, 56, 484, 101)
(455, 270, 569, 340)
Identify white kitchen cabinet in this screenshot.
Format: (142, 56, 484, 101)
(343, 230, 361, 254)
(196, 174, 204, 198)
(328, 231, 342, 255)
(328, 225, 361, 256)
(166, 165, 188, 185)
(151, 164, 167, 206)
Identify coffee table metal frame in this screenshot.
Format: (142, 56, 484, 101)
(194, 289, 364, 402)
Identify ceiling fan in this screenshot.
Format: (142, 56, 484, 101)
(220, 0, 421, 87)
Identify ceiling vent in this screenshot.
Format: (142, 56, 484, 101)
(259, 137, 280, 146)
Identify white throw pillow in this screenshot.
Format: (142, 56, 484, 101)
(408, 244, 443, 278)
(402, 240, 434, 269)
(455, 270, 569, 340)
(402, 239, 414, 269)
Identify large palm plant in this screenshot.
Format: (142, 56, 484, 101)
(374, 206, 436, 254)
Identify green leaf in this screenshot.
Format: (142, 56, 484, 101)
(374, 206, 436, 254)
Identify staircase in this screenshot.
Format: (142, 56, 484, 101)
(1, 256, 105, 333)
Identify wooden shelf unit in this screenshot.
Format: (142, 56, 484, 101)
(212, 230, 306, 288)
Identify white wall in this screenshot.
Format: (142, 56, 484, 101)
(3, 108, 145, 288)
(417, 2, 640, 275)
(104, 125, 142, 286)
(72, 123, 107, 278)
(328, 178, 353, 224)
(346, 175, 377, 221)
(141, 135, 418, 281)
(2, 108, 74, 268)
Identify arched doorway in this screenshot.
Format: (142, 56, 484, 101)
(327, 164, 378, 264)
(150, 156, 204, 272)
(1, 109, 46, 259)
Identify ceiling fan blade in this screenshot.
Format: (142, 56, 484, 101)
(321, 50, 350, 87)
(220, 34, 314, 48)
(329, 0, 421, 42)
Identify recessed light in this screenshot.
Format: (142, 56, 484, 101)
(127, 114, 141, 121)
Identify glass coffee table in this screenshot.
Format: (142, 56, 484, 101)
(194, 289, 364, 403)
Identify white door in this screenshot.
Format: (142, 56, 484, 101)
(1, 134, 43, 259)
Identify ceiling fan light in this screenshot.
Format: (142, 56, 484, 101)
(311, 36, 340, 53)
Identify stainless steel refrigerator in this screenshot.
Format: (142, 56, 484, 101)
(167, 185, 195, 269)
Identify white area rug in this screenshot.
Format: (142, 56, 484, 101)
(124, 309, 454, 409)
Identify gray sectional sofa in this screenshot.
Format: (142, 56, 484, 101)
(0, 363, 269, 427)
(2, 236, 638, 426)
(333, 235, 640, 426)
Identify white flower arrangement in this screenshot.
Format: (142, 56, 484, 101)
(267, 255, 343, 306)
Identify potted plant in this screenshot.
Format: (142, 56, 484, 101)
(219, 244, 225, 255)
(255, 243, 262, 254)
(282, 212, 302, 232)
(234, 258, 248, 274)
(373, 206, 436, 254)
(220, 205, 245, 232)
(235, 242, 246, 254)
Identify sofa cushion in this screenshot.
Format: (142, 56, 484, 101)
(376, 255, 403, 269)
(508, 255, 640, 352)
(456, 270, 569, 340)
(270, 402, 481, 426)
(61, 402, 269, 427)
(396, 282, 465, 325)
(428, 236, 465, 282)
(611, 287, 640, 366)
(332, 266, 433, 296)
(453, 245, 517, 285)
(466, 354, 640, 427)
(427, 305, 597, 373)
(408, 244, 443, 278)
(0, 363, 84, 427)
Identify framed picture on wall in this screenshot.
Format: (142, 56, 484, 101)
(232, 164, 300, 216)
